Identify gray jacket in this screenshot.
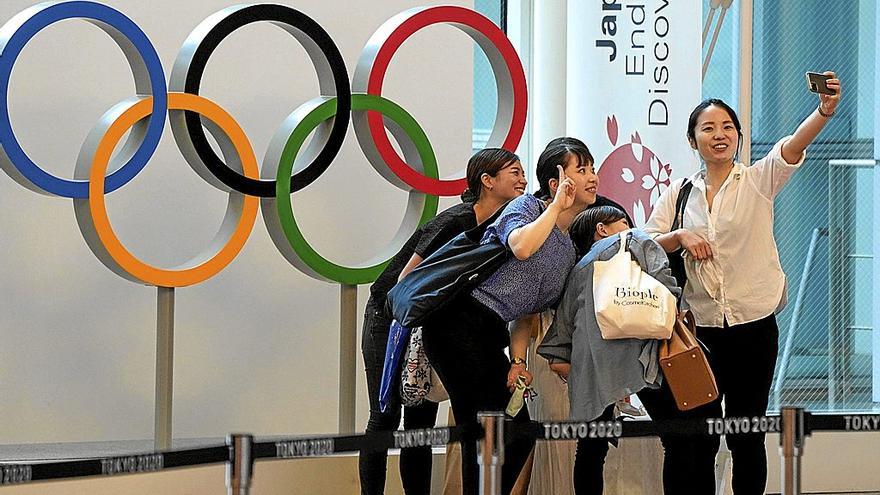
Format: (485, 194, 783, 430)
(537, 229, 680, 422)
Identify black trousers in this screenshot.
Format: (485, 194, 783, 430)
(573, 314, 779, 495)
(573, 405, 615, 495)
(359, 299, 439, 495)
(646, 314, 778, 495)
(421, 295, 535, 495)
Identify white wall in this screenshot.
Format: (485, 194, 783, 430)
(0, 0, 471, 443)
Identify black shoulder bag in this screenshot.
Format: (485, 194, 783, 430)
(386, 202, 511, 328)
(668, 179, 693, 292)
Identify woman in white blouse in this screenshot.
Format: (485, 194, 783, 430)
(643, 72, 840, 495)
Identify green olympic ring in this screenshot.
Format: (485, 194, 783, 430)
(261, 94, 439, 285)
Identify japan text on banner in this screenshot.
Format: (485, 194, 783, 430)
(567, 0, 702, 227)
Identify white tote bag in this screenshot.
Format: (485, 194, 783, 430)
(593, 232, 676, 340)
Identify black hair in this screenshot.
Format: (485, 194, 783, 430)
(545, 136, 587, 150)
(460, 148, 520, 203)
(534, 143, 594, 200)
(569, 205, 627, 257)
(686, 98, 744, 161)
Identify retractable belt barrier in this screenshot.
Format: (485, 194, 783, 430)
(0, 445, 228, 485)
(0, 425, 476, 490)
(1, 410, 877, 494)
(499, 409, 879, 495)
(506, 411, 880, 443)
(251, 425, 476, 460)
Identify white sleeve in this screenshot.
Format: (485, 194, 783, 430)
(644, 177, 685, 237)
(747, 136, 806, 200)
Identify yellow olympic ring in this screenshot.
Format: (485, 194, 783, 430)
(74, 93, 259, 287)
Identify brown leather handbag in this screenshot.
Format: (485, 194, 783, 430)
(658, 311, 719, 411)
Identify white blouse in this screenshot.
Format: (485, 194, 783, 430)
(644, 137, 806, 328)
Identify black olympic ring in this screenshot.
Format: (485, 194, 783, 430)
(169, 4, 351, 197)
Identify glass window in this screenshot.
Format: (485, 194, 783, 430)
(702, 1, 740, 106)
(751, 0, 876, 412)
(473, 0, 505, 150)
(694, 1, 878, 412)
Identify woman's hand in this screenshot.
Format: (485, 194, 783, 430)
(783, 70, 841, 163)
(549, 362, 570, 381)
(818, 71, 841, 116)
(677, 229, 713, 261)
(550, 164, 576, 212)
(507, 363, 533, 391)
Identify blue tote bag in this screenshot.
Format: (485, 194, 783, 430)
(379, 320, 411, 413)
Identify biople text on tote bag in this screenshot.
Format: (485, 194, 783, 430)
(593, 231, 677, 340)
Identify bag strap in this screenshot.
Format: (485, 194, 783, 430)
(615, 231, 629, 255)
(671, 180, 693, 313)
(679, 310, 697, 337)
(671, 179, 693, 232)
(464, 198, 513, 242)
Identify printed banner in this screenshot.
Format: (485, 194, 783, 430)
(567, 0, 702, 226)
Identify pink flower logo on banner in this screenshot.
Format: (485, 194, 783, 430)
(597, 115, 672, 226)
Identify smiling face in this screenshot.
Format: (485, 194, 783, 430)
(483, 160, 527, 201)
(690, 104, 740, 167)
(561, 152, 598, 207)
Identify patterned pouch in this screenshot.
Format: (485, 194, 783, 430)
(400, 327, 432, 406)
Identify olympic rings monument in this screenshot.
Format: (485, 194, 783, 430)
(0, 1, 526, 449)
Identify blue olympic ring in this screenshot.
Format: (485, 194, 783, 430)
(0, 1, 167, 198)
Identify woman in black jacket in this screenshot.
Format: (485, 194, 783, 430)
(359, 148, 527, 495)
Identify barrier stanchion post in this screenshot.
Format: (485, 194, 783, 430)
(779, 407, 805, 495)
(226, 434, 254, 495)
(477, 411, 504, 495)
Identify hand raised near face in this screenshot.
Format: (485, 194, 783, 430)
(550, 164, 576, 211)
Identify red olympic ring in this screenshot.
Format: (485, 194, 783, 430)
(360, 6, 527, 196)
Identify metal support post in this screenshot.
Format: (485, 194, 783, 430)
(155, 286, 175, 450)
(738, 0, 754, 167)
(339, 284, 357, 433)
(477, 411, 504, 495)
(779, 407, 806, 495)
(226, 434, 254, 495)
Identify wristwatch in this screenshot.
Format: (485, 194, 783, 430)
(511, 357, 526, 366)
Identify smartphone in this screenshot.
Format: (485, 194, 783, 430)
(806, 72, 835, 95)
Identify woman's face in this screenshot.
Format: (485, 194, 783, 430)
(594, 217, 630, 241)
(484, 160, 527, 200)
(690, 105, 739, 167)
(561, 153, 598, 206)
